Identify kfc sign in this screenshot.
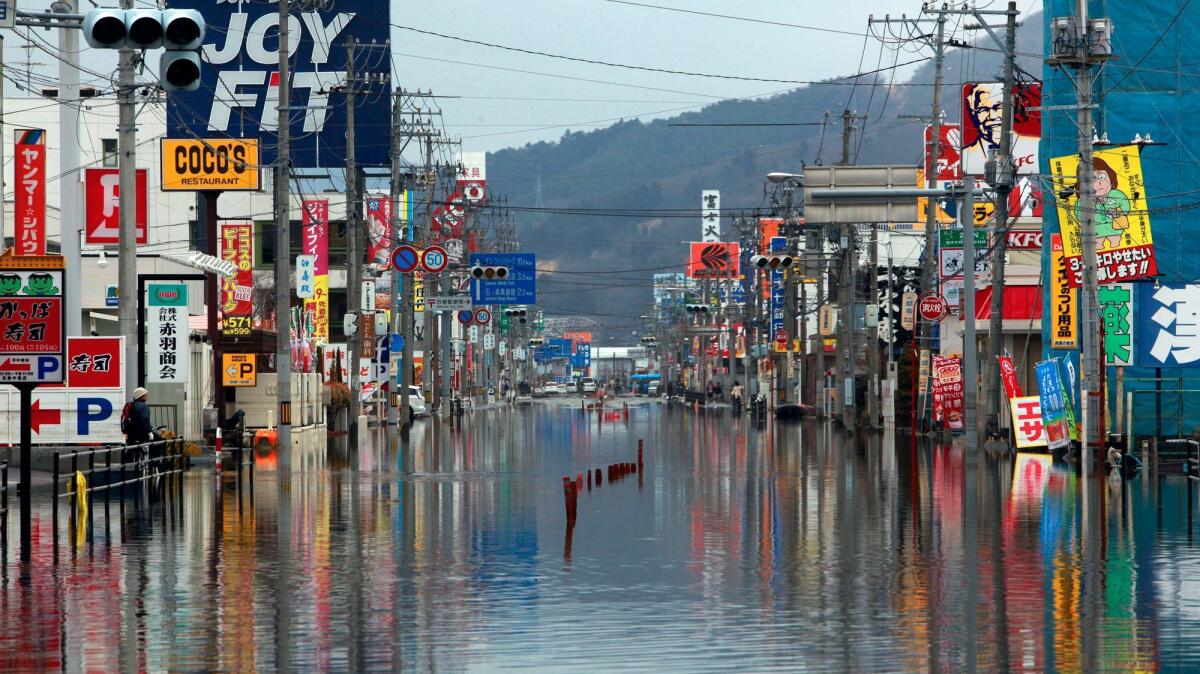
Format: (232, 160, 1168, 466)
(84, 168, 148, 245)
(1005, 230, 1042, 250)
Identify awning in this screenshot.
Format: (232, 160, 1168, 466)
(974, 285, 1043, 320)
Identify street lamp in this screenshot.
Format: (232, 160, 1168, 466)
(767, 171, 804, 184)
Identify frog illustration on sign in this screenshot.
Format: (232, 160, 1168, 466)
(0, 274, 22, 296)
(22, 273, 59, 296)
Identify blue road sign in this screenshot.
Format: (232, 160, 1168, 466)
(392, 245, 419, 273)
(469, 253, 536, 306)
(167, 1, 392, 168)
(390, 334, 405, 353)
(457, 309, 474, 325)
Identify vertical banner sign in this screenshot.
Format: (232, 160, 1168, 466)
(1099, 283, 1135, 366)
(166, 1, 393, 168)
(1050, 145, 1156, 285)
(938, 229, 989, 309)
(84, 168, 149, 245)
(931, 355, 945, 423)
(1035, 359, 1070, 450)
(220, 223, 254, 336)
(1009, 396, 1047, 449)
(701, 190, 721, 242)
(998, 354, 1023, 399)
(934, 355, 964, 430)
(900, 292, 918, 331)
(770, 236, 787, 352)
(365, 193, 392, 267)
(302, 199, 330, 342)
(295, 255, 316, 299)
(147, 284, 189, 383)
(961, 82, 1041, 176)
(1050, 234, 1078, 350)
(14, 129, 46, 256)
(925, 123, 963, 180)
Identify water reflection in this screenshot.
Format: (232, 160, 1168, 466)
(0, 405, 1198, 671)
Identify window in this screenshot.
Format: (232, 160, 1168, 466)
(101, 138, 118, 168)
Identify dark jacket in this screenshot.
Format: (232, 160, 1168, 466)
(128, 399, 154, 444)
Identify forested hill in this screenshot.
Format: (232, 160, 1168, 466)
(486, 14, 1043, 338)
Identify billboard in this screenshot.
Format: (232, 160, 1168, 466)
(687, 242, 741, 280)
(1049, 145, 1156, 285)
(1136, 282, 1200, 367)
(302, 199, 330, 342)
(221, 223, 254, 336)
(160, 138, 261, 191)
(14, 129, 46, 256)
(961, 82, 1041, 176)
(925, 123, 962, 181)
(84, 168, 148, 245)
(166, 1, 392, 168)
(1049, 234, 1077, 350)
(365, 193, 392, 268)
(146, 284, 189, 383)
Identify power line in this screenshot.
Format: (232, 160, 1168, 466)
(598, 0, 867, 37)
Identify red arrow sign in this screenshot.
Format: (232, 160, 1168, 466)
(30, 399, 61, 435)
(0, 358, 31, 373)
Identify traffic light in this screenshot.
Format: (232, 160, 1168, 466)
(83, 9, 205, 91)
(471, 265, 509, 281)
(640, 336, 657, 345)
(529, 337, 545, 346)
(505, 308, 528, 324)
(751, 254, 793, 270)
(685, 304, 710, 314)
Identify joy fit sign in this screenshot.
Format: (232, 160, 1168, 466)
(161, 138, 261, 191)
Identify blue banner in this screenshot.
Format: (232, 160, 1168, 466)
(1135, 282, 1200, 367)
(167, 1, 392, 168)
(770, 236, 786, 343)
(470, 253, 537, 306)
(1035, 359, 1071, 450)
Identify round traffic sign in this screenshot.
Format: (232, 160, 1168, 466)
(421, 245, 449, 273)
(457, 309, 474, 324)
(919, 294, 948, 322)
(774, 328, 788, 341)
(474, 308, 492, 325)
(391, 245, 419, 273)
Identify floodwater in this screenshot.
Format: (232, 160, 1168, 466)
(1, 400, 1199, 672)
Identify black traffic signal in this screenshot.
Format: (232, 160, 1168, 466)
(685, 304, 710, 314)
(505, 308, 528, 324)
(529, 337, 545, 346)
(83, 9, 205, 91)
(471, 265, 509, 280)
(751, 254, 793, 270)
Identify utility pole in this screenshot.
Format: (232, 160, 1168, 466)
(984, 1, 1020, 438)
(921, 12, 946, 426)
(390, 91, 410, 428)
(835, 110, 864, 430)
(1073, 0, 1100, 472)
(59, 0, 82, 338)
(275, 0, 293, 467)
(424, 136, 441, 413)
(868, 224, 880, 428)
(117, 0, 138, 400)
(961, 182, 979, 453)
(345, 37, 362, 441)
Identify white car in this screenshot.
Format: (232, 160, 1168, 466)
(554, 382, 568, 394)
(580, 377, 597, 393)
(407, 386, 429, 420)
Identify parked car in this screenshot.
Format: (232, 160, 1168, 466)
(647, 381, 661, 397)
(408, 386, 429, 421)
(580, 377, 597, 393)
(552, 382, 567, 394)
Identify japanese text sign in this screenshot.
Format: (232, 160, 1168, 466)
(365, 193, 392, 268)
(66, 337, 122, 389)
(998, 354, 1022, 399)
(302, 199, 329, 341)
(1009, 396, 1047, 449)
(701, 190, 721, 242)
(0, 266, 65, 384)
(146, 284, 189, 384)
(1050, 146, 1156, 285)
(1136, 282, 1200, 367)
(1099, 283, 1135, 366)
(14, 129, 46, 256)
(296, 255, 316, 299)
(220, 223, 254, 337)
(933, 355, 964, 430)
(469, 252, 536, 305)
(1035, 359, 1070, 450)
(1050, 234, 1078, 350)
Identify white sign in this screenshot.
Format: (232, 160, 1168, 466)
(295, 254, 316, 298)
(468, 324, 479, 343)
(362, 281, 376, 312)
(513, 347, 527, 361)
(498, 340, 507, 357)
(146, 284, 189, 383)
(425, 295, 471, 312)
(484, 333, 495, 350)
(701, 189, 721, 242)
(0, 388, 123, 444)
(0, 1, 15, 30)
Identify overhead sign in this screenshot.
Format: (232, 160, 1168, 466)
(0, 266, 65, 383)
(425, 295, 471, 312)
(147, 284, 189, 384)
(469, 253, 537, 305)
(65, 337, 122, 389)
(84, 168, 148, 245)
(14, 129, 46, 256)
(0, 389, 124, 444)
(919, 294, 947, 322)
(221, 223, 254, 336)
(166, 1, 392, 168)
(701, 190, 721, 242)
(961, 82, 1041, 176)
(160, 138, 261, 191)
(803, 165, 920, 225)
(687, 242, 740, 280)
(222, 353, 257, 387)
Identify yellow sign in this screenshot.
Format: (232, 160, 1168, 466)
(818, 304, 836, 337)
(1049, 145, 1156, 283)
(161, 138, 261, 192)
(222, 353, 257, 387)
(1050, 234, 1078, 350)
(413, 273, 425, 312)
(306, 275, 329, 341)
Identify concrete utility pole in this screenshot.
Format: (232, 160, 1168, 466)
(868, 224, 880, 428)
(345, 37, 362, 441)
(117, 0, 138, 400)
(961, 183, 979, 453)
(1074, 0, 1100, 471)
(984, 1, 1020, 437)
(837, 223, 856, 431)
(59, 0, 82, 338)
(920, 11, 947, 426)
(390, 92, 410, 428)
(275, 0, 293, 467)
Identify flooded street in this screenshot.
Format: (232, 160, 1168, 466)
(2, 401, 1199, 672)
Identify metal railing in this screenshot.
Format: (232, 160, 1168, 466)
(51, 438, 189, 521)
(0, 461, 7, 549)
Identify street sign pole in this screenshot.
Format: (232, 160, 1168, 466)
(17, 381, 33, 561)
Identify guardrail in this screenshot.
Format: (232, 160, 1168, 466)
(51, 438, 189, 525)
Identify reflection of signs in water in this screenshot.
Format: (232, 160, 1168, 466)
(700, 244, 731, 273)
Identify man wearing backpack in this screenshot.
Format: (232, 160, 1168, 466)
(122, 387, 155, 445)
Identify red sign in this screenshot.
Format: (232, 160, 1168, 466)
(933, 355, 964, 430)
(924, 123, 962, 181)
(0, 297, 63, 353)
(1005, 230, 1043, 250)
(14, 129, 46, 256)
(421, 246, 449, 273)
(65, 337, 122, 388)
(365, 193, 392, 267)
(221, 223, 254, 336)
(998, 354, 1022, 399)
(687, 242, 741, 280)
(918, 294, 947, 322)
(302, 200, 329, 274)
(84, 168, 148, 244)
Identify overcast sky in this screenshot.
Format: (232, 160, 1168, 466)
(394, 0, 1042, 153)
